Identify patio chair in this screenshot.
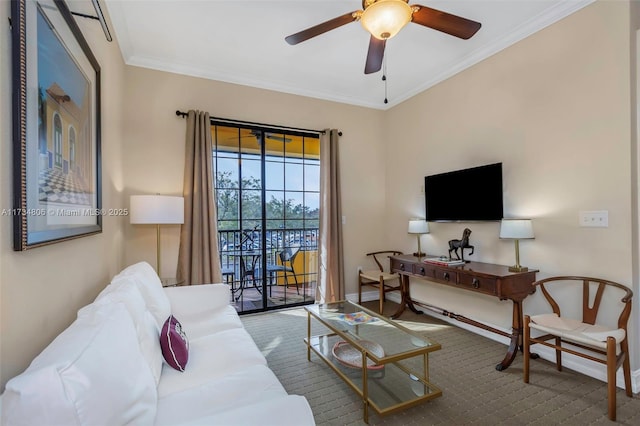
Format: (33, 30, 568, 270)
(221, 265, 236, 298)
(267, 247, 301, 295)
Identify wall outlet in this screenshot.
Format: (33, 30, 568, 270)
(579, 210, 608, 228)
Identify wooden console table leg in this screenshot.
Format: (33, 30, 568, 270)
(391, 275, 422, 319)
(495, 299, 527, 371)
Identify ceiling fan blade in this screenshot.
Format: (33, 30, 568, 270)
(364, 36, 386, 74)
(411, 5, 481, 40)
(265, 133, 292, 143)
(285, 11, 358, 45)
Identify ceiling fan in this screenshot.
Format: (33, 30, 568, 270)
(222, 129, 292, 144)
(251, 130, 292, 143)
(285, 0, 482, 74)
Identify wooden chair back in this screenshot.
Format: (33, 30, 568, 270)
(366, 250, 403, 273)
(534, 276, 632, 330)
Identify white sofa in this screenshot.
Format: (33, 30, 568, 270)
(0, 262, 315, 426)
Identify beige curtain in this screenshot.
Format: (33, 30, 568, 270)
(177, 110, 222, 285)
(317, 129, 344, 302)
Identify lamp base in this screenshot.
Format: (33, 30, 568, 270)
(508, 265, 529, 272)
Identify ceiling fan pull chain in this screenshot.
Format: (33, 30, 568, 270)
(382, 55, 388, 104)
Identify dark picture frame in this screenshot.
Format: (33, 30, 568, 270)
(11, 0, 102, 250)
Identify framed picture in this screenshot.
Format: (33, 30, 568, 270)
(11, 0, 102, 250)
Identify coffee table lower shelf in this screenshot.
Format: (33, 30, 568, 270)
(305, 334, 442, 423)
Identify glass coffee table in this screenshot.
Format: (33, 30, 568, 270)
(304, 300, 442, 423)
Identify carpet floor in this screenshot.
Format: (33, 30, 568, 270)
(241, 300, 640, 425)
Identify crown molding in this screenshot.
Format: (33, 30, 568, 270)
(107, 0, 596, 111)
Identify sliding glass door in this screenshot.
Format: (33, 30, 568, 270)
(212, 124, 319, 314)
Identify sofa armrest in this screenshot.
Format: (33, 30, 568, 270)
(164, 284, 230, 318)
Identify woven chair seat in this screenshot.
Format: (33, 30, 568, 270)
(529, 313, 625, 353)
(359, 270, 399, 283)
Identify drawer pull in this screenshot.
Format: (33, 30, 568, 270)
(443, 272, 450, 281)
(400, 263, 405, 271)
(420, 267, 425, 274)
(472, 278, 480, 289)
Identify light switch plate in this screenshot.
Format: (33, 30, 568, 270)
(579, 210, 608, 228)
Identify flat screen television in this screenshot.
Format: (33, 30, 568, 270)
(425, 163, 503, 222)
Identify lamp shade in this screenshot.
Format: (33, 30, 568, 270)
(360, 0, 413, 40)
(130, 195, 184, 225)
(499, 219, 534, 239)
(408, 219, 429, 234)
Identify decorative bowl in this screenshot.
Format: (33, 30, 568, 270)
(332, 340, 385, 371)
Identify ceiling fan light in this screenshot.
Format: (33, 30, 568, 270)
(360, 0, 413, 40)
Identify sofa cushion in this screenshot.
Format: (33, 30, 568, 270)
(161, 315, 189, 371)
(164, 283, 232, 315)
(176, 305, 244, 340)
(157, 328, 267, 398)
(155, 364, 287, 426)
(113, 261, 171, 330)
(171, 395, 316, 426)
(1, 303, 157, 426)
(82, 277, 164, 385)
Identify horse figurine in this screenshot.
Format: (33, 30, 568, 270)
(448, 228, 474, 261)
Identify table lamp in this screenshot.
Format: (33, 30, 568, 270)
(130, 195, 184, 275)
(499, 219, 534, 272)
(408, 219, 429, 258)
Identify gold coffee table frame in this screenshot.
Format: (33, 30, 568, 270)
(304, 301, 442, 423)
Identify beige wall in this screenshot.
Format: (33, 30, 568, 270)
(0, 2, 127, 389)
(1, 0, 638, 391)
(121, 67, 386, 288)
(385, 0, 637, 364)
(631, 0, 640, 370)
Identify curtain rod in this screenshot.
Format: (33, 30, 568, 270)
(175, 110, 342, 137)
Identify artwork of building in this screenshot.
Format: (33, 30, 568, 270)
(37, 82, 93, 206)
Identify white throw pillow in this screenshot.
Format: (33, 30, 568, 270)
(2, 303, 157, 426)
(113, 261, 171, 330)
(83, 278, 164, 385)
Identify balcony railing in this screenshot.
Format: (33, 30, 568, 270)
(219, 227, 317, 262)
(218, 227, 319, 287)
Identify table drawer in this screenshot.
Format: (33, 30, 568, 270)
(433, 268, 456, 284)
(458, 272, 497, 295)
(391, 257, 410, 274)
(413, 263, 434, 279)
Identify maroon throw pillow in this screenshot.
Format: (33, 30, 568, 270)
(160, 315, 189, 371)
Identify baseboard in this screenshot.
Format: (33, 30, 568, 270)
(347, 290, 640, 394)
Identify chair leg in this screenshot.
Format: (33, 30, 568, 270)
(293, 271, 299, 294)
(282, 269, 300, 294)
(523, 315, 530, 383)
(606, 336, 617, 421)
(555, 336, 563, 371)
(379, 280, 384, 314)
(621, 339, 633, 397)
(358, 275, 363, 305)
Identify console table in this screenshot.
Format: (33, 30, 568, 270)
(389, 254, 538, 371)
